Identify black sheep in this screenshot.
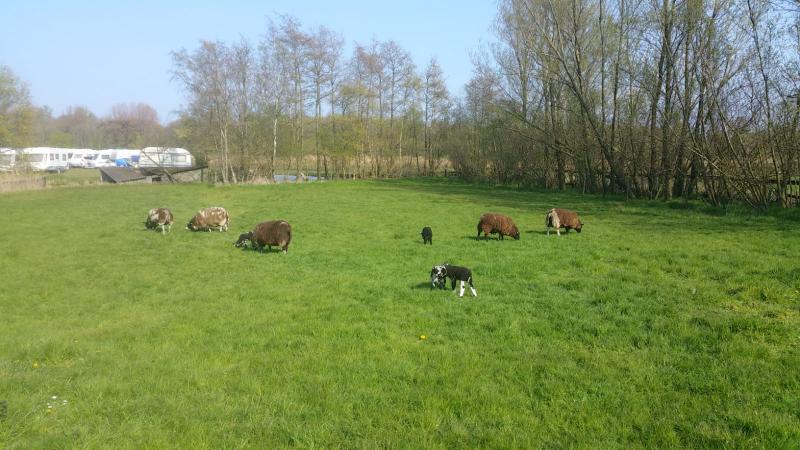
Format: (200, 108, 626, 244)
(421, 226, 433, 245)
(430, 263, 477, 297)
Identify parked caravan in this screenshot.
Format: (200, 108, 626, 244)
(84, 149, 116, 168)
(0, 148, 15, 171)
(139, 147, 194, 168)
(68, 149, 93, 168)
(21, 148, 70, 172)
(113, 149, 141, 167)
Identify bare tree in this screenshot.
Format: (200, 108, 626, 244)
(172, 41, 236, 182)
(423, 58, 449, 175)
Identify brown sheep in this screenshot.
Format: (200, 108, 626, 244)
(145, 207, 173, 235)
(235, 220, 292, 253)
(545, 208, 583, 236)
(477, 213, 520, 240)
(187, 207, 229, 232)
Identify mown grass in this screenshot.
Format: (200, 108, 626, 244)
(0, 178, 798, 448)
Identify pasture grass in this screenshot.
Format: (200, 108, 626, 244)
(0, 178, 798, 448)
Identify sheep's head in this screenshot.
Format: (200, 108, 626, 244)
(510, 225, 520, 240)
(576, 222, 583, 233)
(430, 264, 447, 288)
(234, 232, 254, 248)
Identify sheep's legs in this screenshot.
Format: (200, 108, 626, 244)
(468, 278, 477, 296)
(556, 229, 561, 237)
(459, 281, 465, 297)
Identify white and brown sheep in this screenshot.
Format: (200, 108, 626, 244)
(545, 208, 583, 236)
(187, 207, 230, 232)
(234, 220, 292, 253)
(145, 207, 174, 235)
(477, 213, 520, 240)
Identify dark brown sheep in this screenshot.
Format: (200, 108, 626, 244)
(236, 220, 292, 253)
(187, 207, 229, 232)
(145, 207, 173, 234)
(545, 208, 583, 236)
(477, 213, 520, 240)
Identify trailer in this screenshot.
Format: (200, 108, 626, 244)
(113, 149, 141, 167)
(68, 149, 93, 168)
(1, 147, 195, 172)
(139, 147, 194, 168)
(19, 147, 70, 172)
(0, 148, 15, 171)
(84, 149, 116, 168)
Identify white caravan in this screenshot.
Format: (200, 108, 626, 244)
(84, 149, 116, 168)
(139, 147, 194, 168)
(0, 148, 15, 171)
(68, 149, 93, 168)
(20, 147, 70, 172)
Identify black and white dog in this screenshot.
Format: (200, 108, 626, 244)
(430, 263, 477, 297)
(421, 226, 433, 245)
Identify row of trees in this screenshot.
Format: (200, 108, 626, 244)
(4, 3, 799, 209)
(0, 66, 172, 150)
(450, 0, 800, 209)
(170, 16, 452, 183)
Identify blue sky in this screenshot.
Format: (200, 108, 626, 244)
(0, 0, 498, 123)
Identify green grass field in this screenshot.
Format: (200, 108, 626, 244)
(1, 179, 798, 448)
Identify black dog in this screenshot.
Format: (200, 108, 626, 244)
(430, 263, 477, 297)
(421, 226, 433, 245)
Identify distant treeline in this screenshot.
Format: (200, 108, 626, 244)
(168, 2, 800, 209)
(0, 69, 175, 151)
(169, 15, 452, 183)
(454, 0, 800, 210)
(1, 1, 798, 210)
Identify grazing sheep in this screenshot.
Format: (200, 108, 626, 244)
(235, 220, 292, 253)
(430, 263, 477, 297)
(477, 213, 520, 240)
(430, 264, 447, 289)
(545, 208, 583, 236)
(145, 208, 174, 235)
(187, 207, 229, 232)
(421, 226, 433, 245)
(234, 232, 253, 249)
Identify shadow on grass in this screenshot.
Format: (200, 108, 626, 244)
(142, 228, 176, 235)
(377, 178, 800, 232)
(466, 234, 529, 241)
(527, 229, 577, 236)
(237, 246, 286, 254)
